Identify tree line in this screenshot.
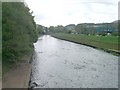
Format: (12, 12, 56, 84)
(2, 2, 43, 71)
(47, 22, 119, 36)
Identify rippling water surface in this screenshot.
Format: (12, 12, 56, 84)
(31, 35, 118, 88)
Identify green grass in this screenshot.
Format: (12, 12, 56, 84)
(52, 33, 119, 54)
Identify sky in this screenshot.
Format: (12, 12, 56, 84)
(25, 0, 119, 27)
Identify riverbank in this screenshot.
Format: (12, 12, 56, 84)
(3, 63, 31, 88)
(0, 79, 1, 90)
(2, 54, 33, 88)
(51, 33, 120, 56)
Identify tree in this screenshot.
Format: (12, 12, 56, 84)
(2, 2, 38, 66)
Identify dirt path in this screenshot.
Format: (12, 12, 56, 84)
(0, 76, 2, 89)
(0, 63, 2, 89)
(2, 62, 31, 88)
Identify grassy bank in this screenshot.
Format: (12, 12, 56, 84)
(51, 33, 120, 55)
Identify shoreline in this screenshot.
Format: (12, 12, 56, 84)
(2, 54, 33, 88)
(0, 63, 2, 90)
(2, 62, 32, 88)
(0, 75, 1, 90)
(51, 35, 120, 56)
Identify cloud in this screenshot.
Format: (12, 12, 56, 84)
(25, 0, 119, 27)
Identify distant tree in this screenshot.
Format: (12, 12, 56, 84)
(49, 26, 55, 33)
(37, 25, 45, 35)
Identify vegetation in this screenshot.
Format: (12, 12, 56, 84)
(2, 2, 119, 73)
(49, 22, 119, 36)
(52, 33, 119, 55)
(48, 21, 119, 55)
(0, 2, 2, 77)
(36, 24, 48, 35)
(2, 2, 39, 73)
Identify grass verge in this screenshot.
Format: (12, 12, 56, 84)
(51, 33, 120, 56)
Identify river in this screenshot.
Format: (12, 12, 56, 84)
(30, 35, 118, 88)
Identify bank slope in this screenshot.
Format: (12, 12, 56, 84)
(52, 33, 120, 55)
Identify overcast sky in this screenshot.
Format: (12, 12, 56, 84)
(25, 0, 119, 27)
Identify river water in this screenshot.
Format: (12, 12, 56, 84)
(30, 35, 118, 88)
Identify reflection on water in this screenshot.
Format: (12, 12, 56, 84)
(30, 35, 118, 88)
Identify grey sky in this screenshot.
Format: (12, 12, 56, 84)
(25, 0, 119, 27)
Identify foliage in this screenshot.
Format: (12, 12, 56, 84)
(49, 22, 119, 36)
(49, 25, 67, 33)
(2, 2, 38, 71)
(36, 24, 48, 35)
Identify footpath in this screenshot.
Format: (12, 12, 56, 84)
(2, 55, 32, 89)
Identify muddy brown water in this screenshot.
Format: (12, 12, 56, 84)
(30, 35, 118, 88)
